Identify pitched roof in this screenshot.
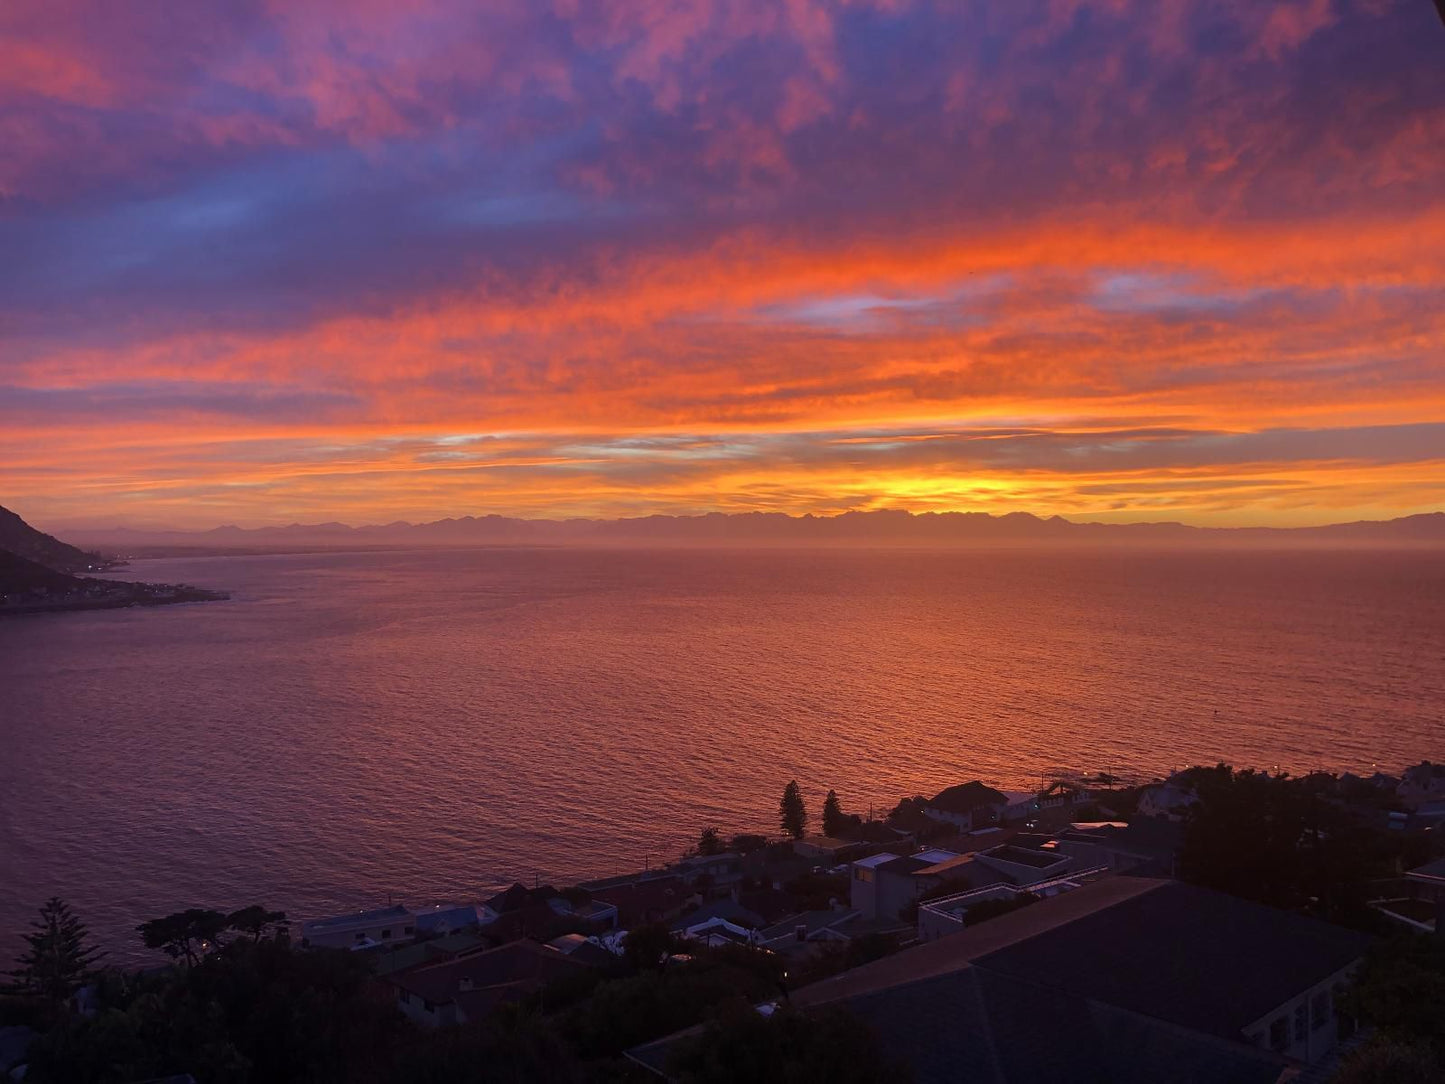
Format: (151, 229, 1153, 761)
(927, 781, 1009, 815)
(388, 940, 588, 1014)
(669, 898, 766, 932)
(794, 876, 1367, 1033)
(972, 881, 1369, 1036)
(590, 876, 687, 926)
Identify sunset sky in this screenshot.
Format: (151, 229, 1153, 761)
(3, 0, 1444, 530)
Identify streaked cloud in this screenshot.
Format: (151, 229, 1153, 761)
(1, 0, 1442, 528)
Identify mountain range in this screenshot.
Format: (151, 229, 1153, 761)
(55, 508, 1445, 554)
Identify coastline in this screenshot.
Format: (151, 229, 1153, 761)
(0, 581, 230, 617)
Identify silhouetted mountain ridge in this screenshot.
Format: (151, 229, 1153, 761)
(62, 508, 1445, 553)
(0, 503, 110, 572)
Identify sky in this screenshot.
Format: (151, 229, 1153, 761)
(2, 0, 1444, 530)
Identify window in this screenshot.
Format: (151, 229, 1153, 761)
(354, 932, 366, 942)
(404, 925, 415, 935)
(1294, 1003, 1308, 1043)
(854, 868, 874, 883)
(1269, 1016, 1289, 1051)
(1311, 991, 1331, 1031)
(381, 928, 392, 939)
(399, 990, 411, 1004)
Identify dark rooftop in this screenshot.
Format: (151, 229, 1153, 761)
(927, 781, 1009, 816)
(388, 940, 588, 1018)
(986, 844, 1067, 869)
(1408, 856, 1445, 880)
(874, 855, 935, 876)
(971, 881, 1369, 1038)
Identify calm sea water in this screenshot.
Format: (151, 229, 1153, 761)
(2, 546, 1442, 961)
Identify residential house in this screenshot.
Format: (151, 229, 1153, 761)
(589, 876, 689, 928)
(675, 851, 744, 888)
(300, 904, 416, 950)
(1137, 779, 1199, 821)
(755, 909, 910, 960)
(922, 782, 1009, 831)
(389, 940, 592, 1028)
(373, 930, 491, 976)
(1375, 855, 1445, 934)
(668, 897, 766, 935)
(849, 848, 962, 921)
(1050, 818, 1183, 876)
(414, 904, 496, 936)
(631, 877, 1369, 1082)
(918, 866, 1110, 940)
(793, 835, 859, 863)
(1036, 779, 1092, 814)
(547, 933, 618, 967)
(675, 916, 759, 948)
(1399, 762, 1445, 809)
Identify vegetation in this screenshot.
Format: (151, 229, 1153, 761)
(729, 833, 769, 854)
(1332, 933, 1445, 1081)
(4, 898, 104, 1010)
(695, 827, 726, 856)
(822, 790, 846, 837)
(667, 1000, 906, 1083)
(1177, 765, 1406, 927)
(779, 780, 808, 840)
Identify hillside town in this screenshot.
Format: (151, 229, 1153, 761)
(8, 760, 1440, 1082)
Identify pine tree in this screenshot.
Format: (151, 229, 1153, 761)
(6, 897, 103, 1005)
(822, 789, 845, 837)
(780, 780, 808, 840)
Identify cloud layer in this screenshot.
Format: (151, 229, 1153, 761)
(2, 0, 1443, 528)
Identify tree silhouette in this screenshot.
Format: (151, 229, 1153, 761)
(780, 781, 807, 840)
(696, 827, 726, 856)
(226, 905, 289, 942)
(5, 897, 103, 1006)
(822, 790, 846, 837)
(137, 909, 229, 966)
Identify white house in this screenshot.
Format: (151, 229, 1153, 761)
(300, 904, 417, 949)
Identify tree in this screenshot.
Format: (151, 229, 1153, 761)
(623, 922, 680, 972)
(696, 827, 725, 856)
(667, 1000, 904, 1083)
(137, 908, 229, 966)
(225, 905, 288, 943)
(1178, 766, 1377, 923)
(779, 780, 807, 840)
(822, 790, 846, 837)
(5, 897, 103, 1006)
(1332, 1037, 1444, 1084)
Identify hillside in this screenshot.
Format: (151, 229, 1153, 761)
(0, 548, 82, 593)
(0, 503, 111, 572)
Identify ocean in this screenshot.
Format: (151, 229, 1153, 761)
(1, 545, 1441, 961)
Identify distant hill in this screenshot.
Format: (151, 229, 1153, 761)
(0, 505, 226, 613)
(64, 508, 1445, 554)
(0, 503, 110, 572)
(0, 548, 82, 593)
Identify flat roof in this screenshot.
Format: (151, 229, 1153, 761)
(302, 904, 412, 931)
